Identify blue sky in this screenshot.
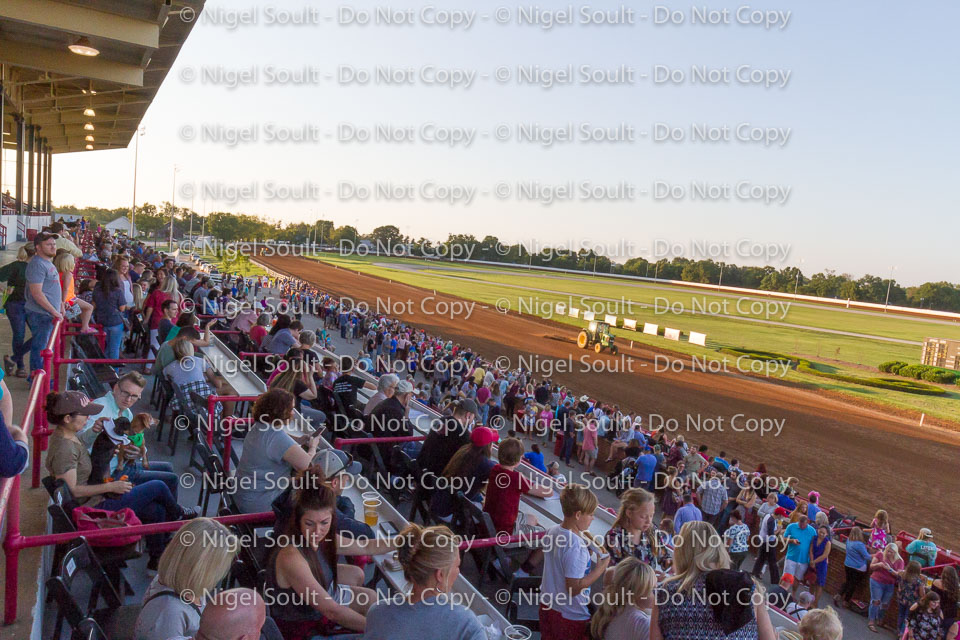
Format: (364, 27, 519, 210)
(43, 0, 960, 285)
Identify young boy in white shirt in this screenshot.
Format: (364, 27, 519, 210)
(539, 484, 609, 640)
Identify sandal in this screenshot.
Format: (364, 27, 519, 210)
(867, 624, 878, 633)
(3, 355, 14, 374)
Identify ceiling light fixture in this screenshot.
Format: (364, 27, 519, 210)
(84, 123, 95, 131)
(85, 135, 94, 142)
(83, 108, 96, 117)
(68, 37, 99, 57)
(85, 144, 94, 150)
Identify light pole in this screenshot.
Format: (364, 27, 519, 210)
(168, 164, 180, 250)
(188, 193, 195, 245)
(718, 262, 725, 290)
(130, 125, 145, 237)
(793, 258, 805, 299)
(884, 265, 897, 309)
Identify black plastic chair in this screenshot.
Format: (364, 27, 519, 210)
(46, 540, 140, 640)
(189, 439, 228, 516)
(459, 493, 531, 589)
(77, 618, 109, 640)
(504, 576, 542, 631)
(42, 477, 141, 599)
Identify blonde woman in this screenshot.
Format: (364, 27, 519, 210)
(797, 607, 843, 640)
(133, 518, 239, 640)
(650, 521, 776, 640)
(605, 488, 669, 574)
(363, 523, 486, 639)
(868, 542, 905, 632)
(53, 251, 94, 334)
(162, 338, 231, 418)
(590, 557, 655, 640)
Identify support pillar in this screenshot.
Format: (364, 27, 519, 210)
(26, 125, 34, 215)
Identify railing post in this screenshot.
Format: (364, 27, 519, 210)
(207, 396, 216, 448)
(31, 390, 44, 489)
(3, 476, 22, 625)
(223, 418, 233, 474)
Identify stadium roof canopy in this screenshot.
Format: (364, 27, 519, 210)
(0, 0, 204, 154)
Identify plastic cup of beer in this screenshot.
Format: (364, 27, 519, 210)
(363, 498, 381, 526)
(361, 491, 379, 502)
(504, 625, 532, 640)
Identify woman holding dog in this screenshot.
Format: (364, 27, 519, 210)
(44, 390, 198, 567)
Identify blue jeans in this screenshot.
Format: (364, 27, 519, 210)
(104, 323, 125, 359)
(119, 461, 179, 498)
(868, 578, 896, 623)
(562, 431, 576, 464)
(99, 479, 183, 557)
(25, 310, 54, 373)
(6, 301, 30, 369)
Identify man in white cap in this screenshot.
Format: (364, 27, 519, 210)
(368, 379, 416, 463)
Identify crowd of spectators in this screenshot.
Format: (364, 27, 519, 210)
(0, 221, 956, 640)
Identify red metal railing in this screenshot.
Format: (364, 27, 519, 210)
(334, 435, 426, 448)
(207, 395, 259, 474)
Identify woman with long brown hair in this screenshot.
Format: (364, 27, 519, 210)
(268, 474, 396, 637)
(933, 565, 960, 639)
(428, 426, 497, 523)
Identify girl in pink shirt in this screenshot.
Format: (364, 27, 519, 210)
(579, 418, 599, 475)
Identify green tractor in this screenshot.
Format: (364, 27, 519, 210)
(577, 321, 618, 354)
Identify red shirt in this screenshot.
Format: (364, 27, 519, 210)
(250, 325, 267, 347)
(484, 464, 531, 535)
(143, 290, 170, 330)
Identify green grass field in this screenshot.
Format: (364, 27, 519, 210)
(199, 252, 267, 278)
(312, 254, 960, 423)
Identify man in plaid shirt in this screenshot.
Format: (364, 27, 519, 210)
(698, 467, 729, 528)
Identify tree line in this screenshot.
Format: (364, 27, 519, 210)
(54, 205, 960, 313)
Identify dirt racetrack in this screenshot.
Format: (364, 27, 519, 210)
(260, 255, 960, 549)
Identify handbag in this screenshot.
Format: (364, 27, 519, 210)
(73, 505, 143, 547)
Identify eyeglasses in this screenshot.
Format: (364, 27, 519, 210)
(117, 388, 142, 401)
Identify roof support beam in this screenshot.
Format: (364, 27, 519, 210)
(0, 0, 160, 50)
(0, 40, 144, 86)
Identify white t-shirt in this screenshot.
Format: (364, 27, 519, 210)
(540, 525, 591, 621)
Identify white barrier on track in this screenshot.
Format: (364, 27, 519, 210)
(584, 310, 596, 321)
(623, 318, 637, 331)
(689, 331, 707, 346)
(555, 302, 566, 315)
(604, 314, 618, 326)
(664, 327, 681, 341)
(568, 307, 580, 318)
(643, 323, 659, 336)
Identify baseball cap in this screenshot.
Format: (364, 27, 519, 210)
(34, 232, 59, 245)
(314, 448, 361, 478)
(470, 426, 499, 447)
(460, 398, 481, 418)
(51, 391, 103, 416)
(396, 380, 414, 394)
(919, 528, 933, 539)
